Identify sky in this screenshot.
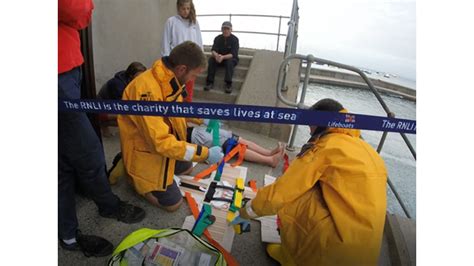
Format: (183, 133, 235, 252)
(195, 0, 416, 80)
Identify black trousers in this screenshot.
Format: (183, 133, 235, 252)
(206, 57, 238, 85)
(58, 67, 120, 240)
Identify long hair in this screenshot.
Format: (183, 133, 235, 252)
(309, 98, 344, 140)
(177, 0, 197, 25)
(125, 62, 146, 79)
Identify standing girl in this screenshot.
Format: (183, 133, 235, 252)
(161, 0, 203, 102)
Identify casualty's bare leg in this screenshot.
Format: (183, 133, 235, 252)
(243, 149, 283, 168)
(238, 137, 282, 156)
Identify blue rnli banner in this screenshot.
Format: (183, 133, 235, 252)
(59, 99, 416, 134)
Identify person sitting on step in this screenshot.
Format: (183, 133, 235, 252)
(204, 21, 239, 94)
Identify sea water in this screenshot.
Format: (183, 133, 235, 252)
(294, 83, 417, 218)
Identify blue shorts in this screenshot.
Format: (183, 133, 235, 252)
(150, 160, 191, 206)
(151, 180, 182, 207)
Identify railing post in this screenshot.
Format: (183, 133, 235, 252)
(229, 14, 232, 23)
(400, 132, 417, 159)
(377, 131, 389, 153)
(287, 56, 313, 150)
(277, 16, 282, 51)
(387, 178, 412, 218)
(376, 131, 412, 218)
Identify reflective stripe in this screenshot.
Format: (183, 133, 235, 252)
(245, 200, 258, 219)
(162, 158, 170, 189)
(184, 144, 196, 161)
(196, 145, 202, 156)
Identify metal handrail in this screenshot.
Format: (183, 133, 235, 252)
(284, 0, 299, 58)
(276, 53, 416, 218)
(197, 13, 290, 51)
(199, 13, 290, 19)
(280, 0, 299, 92)
(200, 29, 285, 37)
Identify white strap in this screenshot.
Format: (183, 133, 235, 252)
(245, 200, 259, 219)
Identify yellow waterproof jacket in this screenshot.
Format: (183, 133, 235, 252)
(249, 126, 387, 265)
(118, 58, 207, 195)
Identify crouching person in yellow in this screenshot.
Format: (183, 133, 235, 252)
(118, 41, 224, 212)
(240, 98, 388, 266)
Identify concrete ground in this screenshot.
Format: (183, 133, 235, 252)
(58, 123, 288, 266)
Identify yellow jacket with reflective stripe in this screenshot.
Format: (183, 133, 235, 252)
(251, 126, 387, 265)
(118, 58, 207, 195)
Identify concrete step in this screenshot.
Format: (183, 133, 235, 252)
(204, 45, 257, 56)
(196, 46, 254, 104)
(382, 213, 416, 266)
(195, 75, 244, 91)
(235, 47, 257, 56)
(193, 83, 238, 104)
(204, 51, 253, 67)
(199, 65, 249, 80)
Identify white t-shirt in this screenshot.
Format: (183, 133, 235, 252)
(191, 126, 233, 147)
(161, 15, 203, 56)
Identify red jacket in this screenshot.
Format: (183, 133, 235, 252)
(58, 0, 94, 74)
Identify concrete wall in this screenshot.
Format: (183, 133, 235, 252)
(229, 50, 300, 142)
(91, 0, 176, 89)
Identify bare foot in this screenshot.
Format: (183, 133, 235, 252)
(279, 142, 287, 152)
(270, 148, 285, 168)
(270, 142, 285, 155)
(270, 153, 279, 168)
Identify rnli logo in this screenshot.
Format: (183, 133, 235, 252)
(140, 92, 152, 101)
(345, 114, 356, 123)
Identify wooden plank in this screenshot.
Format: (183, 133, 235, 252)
(177, 174, 212, 201)
(257, 215, 281, 243)
(180, 163, 248, 252)
(255, 174, 281, 244)
(243, 187, 257, 199)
